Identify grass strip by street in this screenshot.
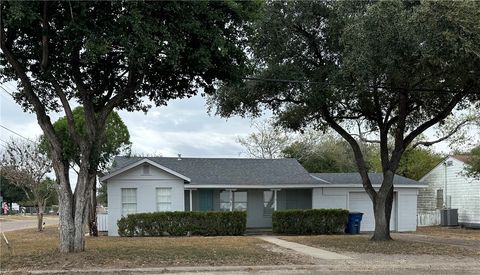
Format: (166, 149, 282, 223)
(281, 234, 480, 257)
(0, 226, 308, 271)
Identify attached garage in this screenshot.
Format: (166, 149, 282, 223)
(348, 192, 397, 232)
(311, 173, 425, 232)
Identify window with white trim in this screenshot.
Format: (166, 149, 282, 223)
(219, 190, 248, 212)
(157, 188, 172, 211)
(220, 190, 231, 211)
(121, 188, 137, 216)
(436, 189, 444, 209)
(233, 191, 247, 212)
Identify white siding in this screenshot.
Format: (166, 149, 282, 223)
(418, 157, 480, 226)
(312, 188, 348, 209)
(312, 187, 418, 232)
(107, 164, 185, 236)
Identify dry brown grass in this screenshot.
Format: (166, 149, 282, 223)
(282, 234, 480, 257)
(416, 226, 480, 240)
(0, 226, 303, 271)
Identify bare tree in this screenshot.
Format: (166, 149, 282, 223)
(237, 120, 291, 159)
(0, 139, 53, 231)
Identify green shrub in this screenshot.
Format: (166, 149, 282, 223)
(117, 211, 247, 237)
(272, 209, 348, 235)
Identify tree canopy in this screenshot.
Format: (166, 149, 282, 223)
(211, 0, 480, 240)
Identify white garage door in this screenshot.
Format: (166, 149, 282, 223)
(348, 192, 397, 232)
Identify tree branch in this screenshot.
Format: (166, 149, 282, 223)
(411, 117, 475, 148)
(292, 24, 324, 64)
(51, 78, 84, 148)
(322, 109, 377, 199)
(41, 1, 49, 70)
(404, 93, 465, 147)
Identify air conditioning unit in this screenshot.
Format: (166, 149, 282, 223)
(440, 208, 458, 226)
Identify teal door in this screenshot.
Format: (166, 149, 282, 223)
(199, 189, 213, 211)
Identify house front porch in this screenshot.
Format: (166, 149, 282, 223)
(184, 188, 312, 228)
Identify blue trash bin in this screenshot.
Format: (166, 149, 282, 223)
(346, 212, 363, 234)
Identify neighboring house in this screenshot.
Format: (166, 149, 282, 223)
(418, 155, 480, 228)
(100, 156, 425, 236)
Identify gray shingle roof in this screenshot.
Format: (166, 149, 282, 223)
(310, 172, 422, 186)
(111, 156, 319, 185)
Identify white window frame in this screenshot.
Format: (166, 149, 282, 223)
(121, 188, 137, 216)
(220, 190, 232, 211)
(156, 187, 172, 211)
(233, 191, 248, 212)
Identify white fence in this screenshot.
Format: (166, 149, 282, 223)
(417, 210, 440, 226)
(97, 213, 108, 232)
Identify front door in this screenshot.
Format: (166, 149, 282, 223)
(199, 189, 213, 211)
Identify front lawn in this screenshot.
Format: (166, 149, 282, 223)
(0, 227, 305, 271)
(416, 226, 480, 240)
(281, 235, 480, 257)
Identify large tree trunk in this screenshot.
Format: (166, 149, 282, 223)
(371, 173, 395, 241)
(72, 170, 95, 252)
(53, 161, 78, 252)
(372, 194, 393, 240)
(57, 177, 75, 252)
(88, 175, 97, 236)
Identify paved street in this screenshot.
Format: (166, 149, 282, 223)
(0, 216, 59, 232)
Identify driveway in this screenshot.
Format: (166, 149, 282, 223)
(0, 216, 58, 232)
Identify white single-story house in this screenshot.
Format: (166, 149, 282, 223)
(100, 156, 426, 236)
(418, 155, 480, 228)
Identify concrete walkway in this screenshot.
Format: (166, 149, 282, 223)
(257, 236, 351, 260)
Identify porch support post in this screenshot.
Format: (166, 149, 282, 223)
(273, 189, 278, 211)
(229, 189, 233, 211)
(271, 189, 280, 211)
(189, 189, 193, 211)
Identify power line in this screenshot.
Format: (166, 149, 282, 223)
(243, 77, 480, 95)
(0, 85, 14, 97)
(0, 124, 34, 142)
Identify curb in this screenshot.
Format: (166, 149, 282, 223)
(1, 265, 322, 274)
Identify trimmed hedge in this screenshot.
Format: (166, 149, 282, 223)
(117, 211, 246, 237)
(272, 209, 349, 235)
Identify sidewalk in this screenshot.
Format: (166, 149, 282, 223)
(257, 236, 351, 260)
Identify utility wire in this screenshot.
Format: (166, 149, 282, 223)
(0, 85, 13, 97)
(0, 124, 35, 142)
